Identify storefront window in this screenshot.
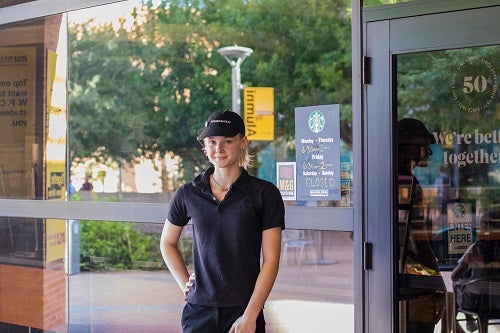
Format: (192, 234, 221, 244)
(396, 46, 499, 332)
(0, 15, 67, 200)
(0, 0, 355, 331)
(65, 1, 354, 331)
(363, 0, 445, 7)
(0, 13, 67, 267)
(66, 0, 353, 207)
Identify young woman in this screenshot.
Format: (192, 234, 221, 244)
(397, 118, 445, 333)
(160, 110, 285, 333)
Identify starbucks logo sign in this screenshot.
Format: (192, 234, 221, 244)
(451, 56, 497, 113)
(308, 110, 325, 133)
(452, 203, 466, 220)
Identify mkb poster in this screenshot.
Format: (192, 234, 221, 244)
(276, 162, 296, 200)
(295, 104, 341, 201)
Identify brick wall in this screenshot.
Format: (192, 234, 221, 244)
(0, 264, 66, 330)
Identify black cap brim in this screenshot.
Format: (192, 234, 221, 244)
(197, 125, 240, 141)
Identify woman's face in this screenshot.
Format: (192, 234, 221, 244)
(400, 143, 433, 168)
(416, 144, 433, 167)
(203, 135, 248, 169)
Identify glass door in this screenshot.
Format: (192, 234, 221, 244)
(364, 4, 500, 333)
(396, 45, 499, 333)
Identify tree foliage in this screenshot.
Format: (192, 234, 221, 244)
(68, 0, 352, 179)
(397, 46, 499, 187)
(397, 46, 499, 133)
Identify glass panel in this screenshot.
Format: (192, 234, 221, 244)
(66, 1, 355, 329)
(0, 218, 67, 332)
(67, 0, 353, 208)
(363, 0, 445, 7)
(0, 217, 44, 264)
(68, 225, 354, 332)
(395, 46, 499, 332)
(274, 229, 354, 332)
(0, 14, 68, 200)
(68, 220, 169, 332)
(364, 0, 411, 6)
(0, 12, 69, 331)
(0, 0, 355, 330)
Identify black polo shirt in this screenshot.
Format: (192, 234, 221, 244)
(167, 167, 285, 307)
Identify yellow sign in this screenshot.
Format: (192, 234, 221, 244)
(46, 219, 66, 262)
(45, 50, 67, 263)
(46, 50, 67, 200)
(243, 87, 274, 141)
(0, 47, 37, 198)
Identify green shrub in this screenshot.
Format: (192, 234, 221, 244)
(79, 220, 164, 271)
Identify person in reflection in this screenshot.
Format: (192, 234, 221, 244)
(434, 165, 455, 209)
(433, 165, 456, 238)
(160, 110, 285, 333)
(68, 182, 76, 197)
(452, 208, 500, 333)
(81, 177, 93, 191)
(398, 118, 446, 333)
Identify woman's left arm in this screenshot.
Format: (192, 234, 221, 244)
(229, 226, 282, 333)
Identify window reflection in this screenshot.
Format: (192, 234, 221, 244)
(0, 14, 67, 200)
(0, 0, 355, 331)
(396, 46, 499, 332)
(0, 218, 66, 332)
(67, 1, 353, 207)
(0, 14, 69, 331)
(68, 226, 353, 332)
(363, 0, 442, 7)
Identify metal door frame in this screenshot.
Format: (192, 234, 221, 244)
(362, 4, 500, 333)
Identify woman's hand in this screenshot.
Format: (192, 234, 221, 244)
(229, 314, 256, 333)
(183, 273, 196, 296)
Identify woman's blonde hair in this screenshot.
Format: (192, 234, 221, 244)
(240, 142, 253, 169)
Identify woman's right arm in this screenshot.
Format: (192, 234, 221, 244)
(160, 220, 192, 294)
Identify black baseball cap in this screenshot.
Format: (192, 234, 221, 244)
(197, 110, 245, 141)
(397, 118, 435, 145)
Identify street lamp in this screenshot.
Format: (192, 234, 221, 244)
(217, 45, 253, 115)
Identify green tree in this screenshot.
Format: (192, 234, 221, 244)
(69, 21, 151, 160)
(200, 0, 352, 142)
(69, 0, 353, 179)
(69, 1, 225, 178)
(397, 46, 499, 188)
(397, 47, 499, 132)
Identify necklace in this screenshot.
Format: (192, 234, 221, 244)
(211, 175, 231, 192)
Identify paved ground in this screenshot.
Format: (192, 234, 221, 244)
(65, 231, 355, 333)
(67, 271, 355, 333)
(61, 230, 500, 333)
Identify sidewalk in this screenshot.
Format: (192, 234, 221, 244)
(67, 231, 354, 333)
(68, 270, 354, 333)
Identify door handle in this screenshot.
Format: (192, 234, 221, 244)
(364, 242, 373, 270)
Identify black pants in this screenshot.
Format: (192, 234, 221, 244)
(407, 321, 435, 333)
(181, 302, 265, 333)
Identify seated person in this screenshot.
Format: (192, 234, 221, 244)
(451, 208, 500, 332)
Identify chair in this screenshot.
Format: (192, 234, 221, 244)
(455, 277, 500, 333)
(281, 230, 316, 267)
